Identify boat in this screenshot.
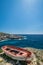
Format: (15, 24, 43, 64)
(1, 46, 33, 62)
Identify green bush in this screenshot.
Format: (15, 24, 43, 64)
(0, 49, 3, 53)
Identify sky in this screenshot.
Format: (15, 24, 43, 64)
(0, 0, 43, 34)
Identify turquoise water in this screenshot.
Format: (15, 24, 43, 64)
(0, 35, 43, 49)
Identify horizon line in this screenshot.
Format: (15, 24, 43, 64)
(0, 32, 43, 34)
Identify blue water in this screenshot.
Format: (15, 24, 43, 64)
(0, 35, 43, 49)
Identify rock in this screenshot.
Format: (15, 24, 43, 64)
(0, 57, 3, 62)
(6, 62, 13, 65)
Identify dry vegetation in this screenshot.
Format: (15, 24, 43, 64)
(25, 47, 43, 65)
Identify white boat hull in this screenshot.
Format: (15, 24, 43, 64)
(5, 52, 32, 61)
(2, 46, 33, 61)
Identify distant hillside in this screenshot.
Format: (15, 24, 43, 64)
(0, 32, 24, 41)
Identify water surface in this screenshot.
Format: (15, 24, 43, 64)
(0, 34, 43, 49)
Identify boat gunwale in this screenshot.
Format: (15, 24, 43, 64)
(2, 46, 32, 57)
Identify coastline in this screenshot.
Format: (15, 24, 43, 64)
(0, 39, 9, 42)
(24, 47, 43, 50)
(0, 47, 43, 65)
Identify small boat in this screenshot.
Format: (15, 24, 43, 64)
(2, 46, 33, 62)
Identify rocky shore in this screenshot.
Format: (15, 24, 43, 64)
(25, 47, 43, 65)
(0, 32, 24, 41)
(0, 47, 43, 65)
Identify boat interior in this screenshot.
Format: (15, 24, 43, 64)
(6, 48, 24, 56)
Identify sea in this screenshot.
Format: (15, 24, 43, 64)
(0, 34, 43, 49)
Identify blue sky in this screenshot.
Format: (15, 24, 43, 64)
(0, 0, 43, 34)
